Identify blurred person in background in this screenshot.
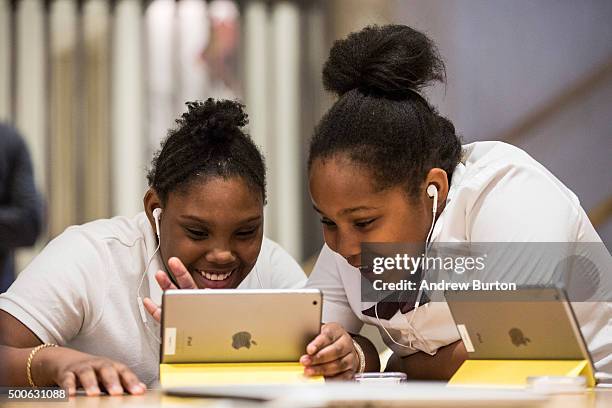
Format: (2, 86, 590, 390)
(0, 123, 44, 293)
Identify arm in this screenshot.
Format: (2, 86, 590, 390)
(0, 311, 145, 395)
(300, 245, 380, 378)
(385, 340, 467, 380)
(0, 130, 43, 248)
(0, 230, 144, 395)
(351, 333, 381, 372)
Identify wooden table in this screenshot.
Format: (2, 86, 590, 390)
(2, 388, 611, 407)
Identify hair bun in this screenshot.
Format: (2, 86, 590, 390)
(322, 25, 445, 97)
(181, 99, 248, 143)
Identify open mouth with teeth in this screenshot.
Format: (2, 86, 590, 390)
(191, 267, 241, 289)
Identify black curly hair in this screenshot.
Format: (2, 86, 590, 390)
(308, 25, 462, 198)
(147, 98, 266, 204)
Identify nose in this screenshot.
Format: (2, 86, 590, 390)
(205, 244, 236, 265)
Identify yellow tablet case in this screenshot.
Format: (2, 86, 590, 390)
(449, 359, 595, 387)
(160, 362, 324, 387)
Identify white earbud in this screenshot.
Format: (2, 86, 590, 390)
(426, 184, 436, 197)
(427, 184, 438, 216)
(152, 208, 162, 238)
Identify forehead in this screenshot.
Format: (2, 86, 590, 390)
(309, 156, 384, 211)
(167, 176, 263, 220)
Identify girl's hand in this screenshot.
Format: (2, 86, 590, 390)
(299, 322, 359, 380)
(143, 257, 197, 323)
(38, 347, 145, 396)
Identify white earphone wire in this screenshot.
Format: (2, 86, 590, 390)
(136, 213, 163, 344)
(374, 186, 438, 350)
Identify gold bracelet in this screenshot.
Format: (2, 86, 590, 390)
(351, 339, 366, 374)
(26, 343, 57, 387)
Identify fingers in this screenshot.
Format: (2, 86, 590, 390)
(168, 257, 198, 289)
(98, 363, 123, 396)
(303, 333, 353, 365)
(303, 350, 356, 378)
(143, 297, 162, 323)
(58, 371, 77, 396)
(57, 361, 145, 397)
(305, 323, 341, 356)
(74, 366, 100, 396)
(154, 270, 177, 291)
(301, 323, 358, 379)
(113, 362, 145, 395)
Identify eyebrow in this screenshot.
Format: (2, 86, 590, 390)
(179, 214, 263, 225)
(312, 204, 379, 216)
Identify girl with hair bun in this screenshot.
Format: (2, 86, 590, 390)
(302, 25, 610, 380)
(0, 99, 306, 394)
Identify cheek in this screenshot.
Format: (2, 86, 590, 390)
(322, 228, 336, 250)
(235, 237, 263, 267)
(163, 236, 199, 264)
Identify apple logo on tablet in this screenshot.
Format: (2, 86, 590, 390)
(232, 331, 258, 349)
(509, 328, 531, 347)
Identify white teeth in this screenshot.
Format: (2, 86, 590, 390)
(199, 269, 234, 281)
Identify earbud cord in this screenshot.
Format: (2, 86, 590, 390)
(136, 233, 162, 344)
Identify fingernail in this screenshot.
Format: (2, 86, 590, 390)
(130, 385, 143, 394)
(139, 382, 147, 389)
(108, 385, 123, 395)
(300, 356, 311, 365)
(86, 386, 100, 396)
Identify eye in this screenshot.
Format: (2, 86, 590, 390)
(354, 218, 376, 228)
(320, 218, 337, 228)
(236, 228, 258, 238)
(185, 228, 208, 240)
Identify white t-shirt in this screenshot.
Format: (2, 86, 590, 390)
(0, 212, 306, 385)
(306, 141, 612, 377)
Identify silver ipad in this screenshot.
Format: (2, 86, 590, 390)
(160, 289, 322, 364)
(445, 287, 594, 370)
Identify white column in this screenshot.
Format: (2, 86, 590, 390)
(15, 0, 46, 192)
(14, 0, 46, 272)
(112, 0, 145, 217)
(0, 0, 10, 122)
(271, 1, 301, 260)
(49, 0, 78, 236)
(83, 0, 111, 220)
(176, 0, 208, 107)
(145, 0, 176, 153)
(244, 0, 272, 236)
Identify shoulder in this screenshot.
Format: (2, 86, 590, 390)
(255, 236, 306, 286)
(66, 212, 149, 249)
(452, 142, 586, 241)
(258, 236, 301, 269)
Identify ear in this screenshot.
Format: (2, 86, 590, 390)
(143, 188, 163, 233)
(423, 168, 449, 214)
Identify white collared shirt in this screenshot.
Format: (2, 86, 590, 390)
(0, 212, 306, 385)
(307, 141, 611, 377)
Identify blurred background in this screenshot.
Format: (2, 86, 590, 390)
(1, 0, 611, 277)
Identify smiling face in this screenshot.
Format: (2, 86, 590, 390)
(145, 176, 264, 289)
(309, 155, 435, 269)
